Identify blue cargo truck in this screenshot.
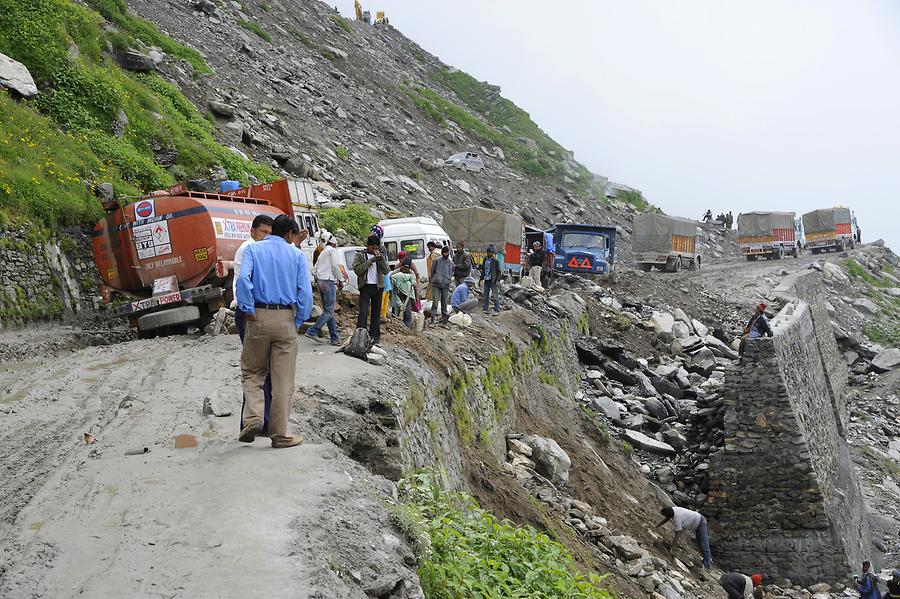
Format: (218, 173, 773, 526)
(550, 224, 617, 277)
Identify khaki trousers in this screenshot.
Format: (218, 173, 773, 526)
(240, 308, 299, 442)
(529, 265, 542, 285)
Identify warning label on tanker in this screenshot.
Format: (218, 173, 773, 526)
(212, 218, 251, 240)
(133, 221, 173, 260)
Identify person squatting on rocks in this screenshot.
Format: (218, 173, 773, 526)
(390, 258, 417, 328)
(656, 505, 713, 570)
(353, 235, 390, 345)
(528, 241, 546, 289)
(430, 244, 454, 325)
(236, 214, 312, 449)
(451, 275, 479, 314)
(719, 572, 763, 599)
(884, 568, 900, 599)
(480, 244, 502, 316)
(452, 241, 474, 285)
(856, 561, 881, 599)
(305, 232, 342, 345)
(703, 209, 713, 222)
(739, 302, 774, 356)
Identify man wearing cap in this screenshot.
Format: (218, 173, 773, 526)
(740, 303, 774, 356)
(236, 214, 313, 449)
(352, 235, 390, 345)
(480, 245, 501, 316)
(305, 232, 342, 345)
(719, 573, 763, 599)
(656, 505, 712, 570)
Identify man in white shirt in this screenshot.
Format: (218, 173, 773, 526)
(233, 214, 274, 338)
(657, 505, 712, 570)
(305, 233, 343, 345)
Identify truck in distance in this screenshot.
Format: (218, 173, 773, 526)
(441, 206, 524, 280)
(633, 212, 703, 272)
(737, 211, 800, 261)
(801, 207, 859, 253)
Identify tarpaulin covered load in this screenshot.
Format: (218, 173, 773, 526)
(802, 207, 851, 234)
(442, 206, 522, 249)
(737, 211, 795, 238)
(633, 213, 698, 253)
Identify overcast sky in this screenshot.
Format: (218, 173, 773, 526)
(339, 0, 899, 250)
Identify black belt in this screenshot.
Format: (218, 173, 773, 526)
(254, 302, 294, 310)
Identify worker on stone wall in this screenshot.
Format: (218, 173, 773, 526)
(656, 505, 712, 570)
(739, 303, 774, 356)
(718, 572, 762, 599)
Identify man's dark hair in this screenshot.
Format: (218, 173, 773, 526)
(863, 561, 871, 571)
(366, 235, 380, 247)
(272, 214, 294, 238)
(251, 214, 274, 229)
(289, 219, 300, 235)
(441, 245, 450, 254)
(660, 506, 674, 518)
(427, 241, 436, 248)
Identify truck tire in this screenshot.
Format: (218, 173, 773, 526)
(775, 246, 784, 260)
(137, 306, 200, 334)
(746, 255, 757, 262)
(638, 263, 652, 272)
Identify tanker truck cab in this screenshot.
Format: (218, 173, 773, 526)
(551, 224, 617, 276)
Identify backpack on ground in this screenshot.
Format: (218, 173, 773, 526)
(343, 327, 372, 360)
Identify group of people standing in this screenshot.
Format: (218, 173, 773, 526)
(702, 209, 734, 229)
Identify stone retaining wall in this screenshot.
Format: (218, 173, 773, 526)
(0, 224, 99, 329)
(707, 271, 870, 585)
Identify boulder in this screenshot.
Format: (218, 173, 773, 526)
(634, 371, 660, 398)
(673, 307, 691, 325)
(603, 360, 637, 386)
(691, 319, 709, 337)
(507, 438, 532, 456)
(0, 52, 38, 98)
(650, 311, 675, 334)
(283, 157, 312, 178)
(592, 396, 624, 420)
(704, 335, 740, 360)
(687, 348, 716, 377)
(821, 261, 850, 283)
(607, 535, 646, 561)
(671, 321, 691, 339)
(852, 298, 879, 315)
(622, 429, 676, 456)
(115, 51, 156, 72)
(872, 348, 900, 373)
(647, 372, 684, 399)
(323, 45, 348, 60)
(523, 435, 571, 485)
(208, 100, 235, 118)
(661, 428, 686, 451)
(672, 336, 704, 354)
(643, 397, 668, 420)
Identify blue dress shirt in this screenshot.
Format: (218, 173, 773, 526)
(236, 236, 313, 327)
(451, 283, 469, 308)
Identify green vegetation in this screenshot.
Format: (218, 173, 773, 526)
(395, 471, 613, 599)
(319, 205, 377, 241)
(0, 288, 64, 323)
(331, 14, 352, 33)
(402, 379, 426, 423)
(579, 404, 610, 445)
(335, 145, 349, 160)
(84, 0, 211, 74)
(845, 259, 890, 288)
(238, 19, 272, 43)
(612, 314, 633, 331)
(448, 371, 475, 444)
(621, 441, 633, 455)
(288, 27, 313, 47)
(0, 0, 274, 228)
(864, 323, 900, 347)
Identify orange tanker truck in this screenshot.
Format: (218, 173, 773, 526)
(92, 179, 320, 337)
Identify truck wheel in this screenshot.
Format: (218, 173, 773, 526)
(746, 255, 757, 262)
(775, 246, 784, 260)
(673, 257, 682, 272)
(639, 263, 652, 272)
(137, 306, 201, 335)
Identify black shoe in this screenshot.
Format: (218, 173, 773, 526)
(239, 419, 263, 443)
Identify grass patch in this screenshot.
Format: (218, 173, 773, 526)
(238, 19, 272, 42)
(395, 471, 613, 598)
(288, 27, 313, 47)
(0, 0, 274, 228)
(448, 371, 475, 444)
(84, 0, 211, 74)
(335, 145, 349, 160)
(331, 14, 352, 33)
(612, 313, 633, 331)
(846, 259, 889, 288)
(319, 204, 376, 241)
(402, 379, 426, 423)
(864, 323, 900, 347)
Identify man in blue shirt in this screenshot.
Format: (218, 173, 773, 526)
(451, 275, 479, 314)
(236, 214, 313, 448)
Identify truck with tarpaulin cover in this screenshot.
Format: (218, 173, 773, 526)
(92, 179, 319, 337)
(550, 224, 617, 278)
(633, 213, 703, 272)
(441, 206, 523, 279)
(801, 207, 858, 253)
(737, 211, 799, 260)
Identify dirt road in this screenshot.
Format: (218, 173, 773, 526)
(0, 331, 419, 598)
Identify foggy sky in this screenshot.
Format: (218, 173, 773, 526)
(339, 1, 900, 250)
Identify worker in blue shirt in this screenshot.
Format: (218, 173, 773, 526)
(236, 214, 313, 449)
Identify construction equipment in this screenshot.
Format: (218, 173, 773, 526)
(737, 211, 800, 261)
(375, 11, 388, 25)
(354, 1, 371, 24)
(92, 179, 320, 337)
(633, 213, 703, 272)
(802, 207, 858, 253)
